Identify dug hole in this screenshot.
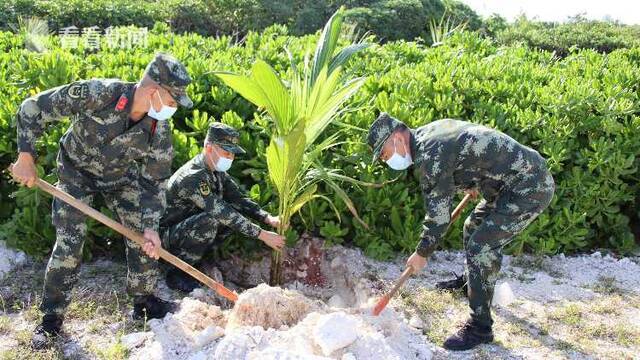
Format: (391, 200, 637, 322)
(123, 241, 433, 360)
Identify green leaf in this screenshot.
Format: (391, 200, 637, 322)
(305, 77, 366, 145)
(251, 60, 294, 134)
(289, 184, 318, 216)
(265, 119, 306, 198)
(213, 71, 268, 108)
(311, 7, 344, 86)
(249, 184, 261, 202)
(328, 43, 370, 74)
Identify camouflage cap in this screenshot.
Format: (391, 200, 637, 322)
(205, 123, 246, 154)
(367, 112, 407, 162)
(144, 52, 193, 108)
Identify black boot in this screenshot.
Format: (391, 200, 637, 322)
(132, 295, 177, 320)
(443, 319, 494, 351)
(435, 272, 468, 295)
(31, 314, 63, 350)
(165, 268, 200, 293)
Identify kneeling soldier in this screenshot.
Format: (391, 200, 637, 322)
(160, 123, 285, 292)
(368, 113, 555, 351)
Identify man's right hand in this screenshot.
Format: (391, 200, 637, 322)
(258, 230, 285, 251)
(11, 152, 38, 188)
(406, 251, 428, 274)
(464, 189, 479, 199)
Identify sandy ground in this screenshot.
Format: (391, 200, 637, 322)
(1, 239, 639, 360)
(0, 241, 26, 280)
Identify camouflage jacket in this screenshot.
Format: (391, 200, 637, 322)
(16, 79, 173, 231)
(161, 154, 269, 238)
(412, 119, 547, 258)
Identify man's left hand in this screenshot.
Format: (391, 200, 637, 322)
(265, 214, 282, 229)
(142, 229, 162, 260)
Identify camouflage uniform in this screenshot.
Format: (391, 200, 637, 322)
(368, 113, 555, 329)
(160, 123, 268, 265)
(16, 53, 192, 316)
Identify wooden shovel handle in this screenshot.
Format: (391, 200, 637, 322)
(451, 193, 473, 222)
(387, 265, 414, 299)
(372, 192, 475, 316)
(35, 179, 238, 302)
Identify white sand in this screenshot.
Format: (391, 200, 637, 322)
(0, 240, 26, 281)
(128, 284, 432, 360)
(2, 242, 640, 359)
(313, 312, 359, 355)
(226, 284, 319, 330)
(492, 282, 515, 307)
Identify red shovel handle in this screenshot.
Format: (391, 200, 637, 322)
(372, 193, 474, 316)
(372, 265, 414, 315)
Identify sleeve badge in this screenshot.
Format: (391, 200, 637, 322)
(67, 84, 89, 99)
(199, 181, 211, 196)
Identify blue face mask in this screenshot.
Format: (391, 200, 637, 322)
(385, 138, 413, 170)
(213, 147, 233, 172)
(148, 90, 177, 121)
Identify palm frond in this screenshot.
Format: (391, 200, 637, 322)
(214, 7, 369, 285)
(251, 60, 294, 134)
(213, 72, 268, 109)
(328, 43, 370, 74)
(304, 77, 366, 145)
(429, 12, 468, 47)
(310, 7, 345, 85)
(14, 17, 50, 53)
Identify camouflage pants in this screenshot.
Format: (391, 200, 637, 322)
(463, 167, 555, 328)
(40, 163, 158, 316)
(161, 212, 229, 265)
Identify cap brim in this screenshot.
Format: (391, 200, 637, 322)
(174, 92, 193, 108)
(166, 87, 193, 108)
(221, 144, 246, 155)
(371, 146, 383, 163)
(371, 134, 392, 163)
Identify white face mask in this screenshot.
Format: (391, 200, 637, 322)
(385, 138, 413, 170)
(148, 90, 177, 121)
(212, 147, 233, 172)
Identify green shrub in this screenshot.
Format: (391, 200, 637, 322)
(0, 26, 639, 261)
(479, 14, 508, 38)
(0, 0, 483, 42)
(497, 16, 640, 57)
(345, 0, 433, 42)
(0, 0, 162, 32)
(442, 0, 482, 30)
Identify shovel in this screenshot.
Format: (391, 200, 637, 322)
(372, 192, 474, 316)
(32, 178, 239, 302)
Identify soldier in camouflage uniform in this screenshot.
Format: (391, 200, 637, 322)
(160, 123, 285, 292)
(367, 113, 555, 351)
(10, 53, 193, 349)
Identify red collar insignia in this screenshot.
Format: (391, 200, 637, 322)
(150, 119, 157, 137)
(115, 95, 128, 111)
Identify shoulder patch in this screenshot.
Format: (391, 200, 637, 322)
(67, 83, 89, 100)
(199, 181, 211, 196)
(115, 95, 128, 111)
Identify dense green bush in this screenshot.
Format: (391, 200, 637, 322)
(344, 0, 432, 42)
(0, 0, 163, 32)
(0, 0, 481, 42)
(343, 0, 481, 42)
(1, 25, 639, 261)
(497, 16, 640, 57)
(478, 14, 508, 38)
(441, 0, 481, 30)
